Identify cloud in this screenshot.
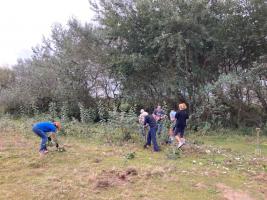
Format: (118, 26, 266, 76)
(0, 0, 94, 66)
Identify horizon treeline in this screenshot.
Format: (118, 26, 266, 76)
(0, 0, 266, 129)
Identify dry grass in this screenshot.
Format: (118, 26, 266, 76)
(0, 126, 267, 200)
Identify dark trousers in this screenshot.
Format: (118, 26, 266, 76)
(32, 126, 48, 152)
(157, 122, 163, 135)
(146, 127, 159, 151)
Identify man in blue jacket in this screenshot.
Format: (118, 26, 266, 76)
(32, 121, 61, 155)
(143, 111, 160, 152)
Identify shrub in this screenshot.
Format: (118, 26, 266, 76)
(78, 103, 95, 123)
(60, 102, 70, 122)
(49, 102, 58, 119)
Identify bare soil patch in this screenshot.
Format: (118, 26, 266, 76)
(194, 182, 208, 190)
(91, 167, 138, 189)
(216, 183, 254, 200)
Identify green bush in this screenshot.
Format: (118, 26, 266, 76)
(48, 102, 58, 119)
(103, 106, 139, 143)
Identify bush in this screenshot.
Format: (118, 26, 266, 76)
(78, 103, 95, 123)
(99, 106, 139, 144)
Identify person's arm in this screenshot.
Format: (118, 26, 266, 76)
(139, 114, 144, 124)
(144, 116, 149, 127)
(50, 133, 59, 148)
(138, 115, 142, 124)
(170, 114, 176, 122)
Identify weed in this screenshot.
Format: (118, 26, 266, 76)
(166, 146, 181, 160)
(192, 140, 204, 145)
(124, 152, 136, 160)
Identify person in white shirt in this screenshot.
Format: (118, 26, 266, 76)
(139, 109, 148, 138)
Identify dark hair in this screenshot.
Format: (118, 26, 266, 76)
(146, 107, 154, 115)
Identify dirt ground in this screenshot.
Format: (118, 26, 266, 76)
(0, 129, 267, 200)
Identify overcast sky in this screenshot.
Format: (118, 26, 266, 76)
(0, 0, 94, 67)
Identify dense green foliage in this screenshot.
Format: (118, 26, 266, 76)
(0, 0, 266, 130)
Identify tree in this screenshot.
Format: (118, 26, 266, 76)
(0, 67, 14, 92)
(92, 0, 266, 110)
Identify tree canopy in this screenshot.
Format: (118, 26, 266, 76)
(0, 0, 266, 128)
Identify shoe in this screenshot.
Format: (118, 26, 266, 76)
(144, 144, 150, 149)
(169, 137, 175, 144)
(39, 150, 48, 156)
(177, 142, 184, 148)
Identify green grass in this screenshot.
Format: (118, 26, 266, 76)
(197, 134, 267, 154)
(0, 122, 267, 200)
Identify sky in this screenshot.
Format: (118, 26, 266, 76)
(0, 0, 94, 67)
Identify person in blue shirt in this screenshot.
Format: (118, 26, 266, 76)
(143, 111, 160, 152)
(32, 121, 61, 155)
(169, 110, 176, 122)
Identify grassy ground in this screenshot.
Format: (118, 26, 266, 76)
(0, 122, 267, 200)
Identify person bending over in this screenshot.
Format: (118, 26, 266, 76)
(32, 121, 61, 155)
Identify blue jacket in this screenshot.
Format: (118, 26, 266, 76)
(33, 121, 57, 133)
(144, 115, 157, 128)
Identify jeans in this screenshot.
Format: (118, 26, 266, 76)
(146, 127, 160, 151)
(157, 122, 163, 135)
(32, 126, 48, 152)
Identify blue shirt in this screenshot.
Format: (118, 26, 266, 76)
(33, 121, 57, 133)
(169, 110, 176, 120)
(144, 115, 157, 128)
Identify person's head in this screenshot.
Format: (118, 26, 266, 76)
(140, 109, 145, 114)
(157, 105, 161, 110)
(147, 107, 154, 115)
(178, 103, 187, 110)
(53, 121, 62, 131)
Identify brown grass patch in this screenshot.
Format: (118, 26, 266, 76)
(91, 167, 138, 189)
(216, 183, 254, 200)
